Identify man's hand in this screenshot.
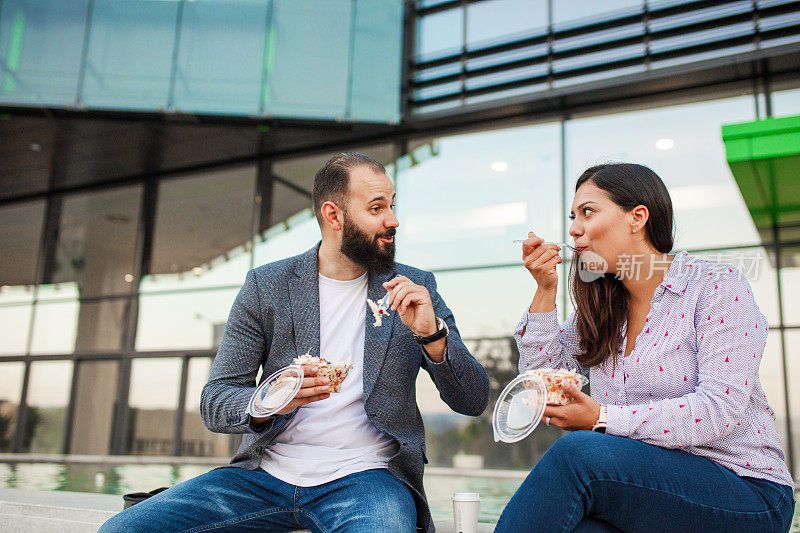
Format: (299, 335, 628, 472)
(383, 275, 445, 362)
(251, 365, 331, 423)
(541, 381, 601, 431)
(383, 276, 437, 336)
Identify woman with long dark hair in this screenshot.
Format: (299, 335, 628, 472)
(495, 164, 794, 532)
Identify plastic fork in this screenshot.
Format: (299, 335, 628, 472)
(512, 240, 580, 252)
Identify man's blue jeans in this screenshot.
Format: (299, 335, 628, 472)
(496, 431, 794, 532)
(99, 467, 417, 533)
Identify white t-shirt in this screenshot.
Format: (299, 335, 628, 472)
(259, 272, 399, 486)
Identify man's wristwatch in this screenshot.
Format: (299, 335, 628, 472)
(414, 317, 449, 345)
(591, 404, 607, 433)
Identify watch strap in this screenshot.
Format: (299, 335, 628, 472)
(414, 317, 448, 345)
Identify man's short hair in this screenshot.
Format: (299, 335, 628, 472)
(312, 152, 386, 223)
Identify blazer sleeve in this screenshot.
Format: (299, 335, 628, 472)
(420, 271, 490, 417)
(200, 269, 293, 439)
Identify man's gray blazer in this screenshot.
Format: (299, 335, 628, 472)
(201, 243, 490, 532)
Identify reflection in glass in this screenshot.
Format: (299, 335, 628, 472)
(182, 358, 229, 457)
(349, 0, 403, 122)
(0, 362, 25, 452)
(772, 88, 800, 117)
(0, 0, 88, 106)
(762, 331, 790, 469)
(784, 330, 800, 479)
(48, 186, 141, 299)
(24, 361, 73, 453)
(128, 358, 180, 456)
(265, 0, 351, 119)
(172, 0, 268, 115)
(466, 0, 547, 46)
(417, 8, 463, 61)
(396, 123, 561, 270)
(565, 96, 757, 250)
(780, 261, 800, 326)
(30, 297, 129, 355)
(143, 166, 255, 293)
(692, 248, 780, 326)
(136, 288, 237, 351)
(0, 304, 33, 355)
(70, 361, 118, 455)
(0, 200, 45, 293)
(29, 299, 79, 355)
(82, 0, 178, 110)
(552, 0, 643, 27)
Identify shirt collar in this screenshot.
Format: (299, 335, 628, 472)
(660, 251, 691, 295)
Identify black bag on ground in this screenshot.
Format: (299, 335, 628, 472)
(122, 487, 170, 510)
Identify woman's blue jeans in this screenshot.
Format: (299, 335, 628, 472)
(99, 467, 416, 533)
(496, 431, 794, 533)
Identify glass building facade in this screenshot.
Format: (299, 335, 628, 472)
(1, 0, 799, 482)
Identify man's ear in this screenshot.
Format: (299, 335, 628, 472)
(320, 201, 344, 232)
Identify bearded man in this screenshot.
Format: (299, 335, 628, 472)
(100, 152, 489, 533)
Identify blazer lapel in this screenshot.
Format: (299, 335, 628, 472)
(363, 270, 395, 401)
(289, 244, 321, 359)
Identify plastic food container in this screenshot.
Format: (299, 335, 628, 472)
(492, 369, 589, 443)
(247, 365, 304, 418)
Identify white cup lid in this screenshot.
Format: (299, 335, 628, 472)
(451, 492, 480, 501)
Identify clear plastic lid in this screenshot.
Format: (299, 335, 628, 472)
(492, 373, 547, 443)
(492, 369, 590, 443)
(247, 364, 304, 418)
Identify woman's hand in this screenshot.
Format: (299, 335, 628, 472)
(542, 381, 601, 431)
(522, 231, 561, 292)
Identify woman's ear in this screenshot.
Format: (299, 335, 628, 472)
(630, 205, 649, 233)
(320, 201, 343, 232)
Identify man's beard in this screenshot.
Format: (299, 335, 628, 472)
(340, 217, 396, 275)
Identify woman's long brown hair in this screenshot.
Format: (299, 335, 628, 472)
(570, 164, 674, 369)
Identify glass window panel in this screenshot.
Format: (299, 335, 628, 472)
(780, 259, 800, 326)
(252, 145, 399, 266)
(553, 0, 643, 27)
(30, 296, 128, 355)
(136, 288, 238, 351)
(396, 123, 561, 271)
(784, 330, 800, 479)
(772, 88, 800, 117)
(0, 302, 32, 355)
(0, 200, 44, 291)
(142, 166, 255, 294)
(429, 264, 566, 339)
(349, 0, 403, 122)
(182, 357, 229, 457)
(172, 1, 268, 115)
(128, 358, 180, 456)
(23, 361, 73, 453)
(264, 0, 351, 119)
(417, 8, 463, 61)
(69, 360, 118, 455)
(29, 299, 78, 355)
(82, 0, 179, 110)
(0, 0, 88, 106)
(690, 248, 780, 327)
(49, 186, 142, 299)
(467, 0, 547, 47)
(763, 331, 791, 473)
(0, 362, 25, 452)
(564, 95, 758, 251)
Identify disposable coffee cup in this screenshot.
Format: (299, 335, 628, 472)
(452, 492, 480, 533)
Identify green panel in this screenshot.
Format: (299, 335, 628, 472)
(722, 115, 800, 162)
(722, 115, 800, 263)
